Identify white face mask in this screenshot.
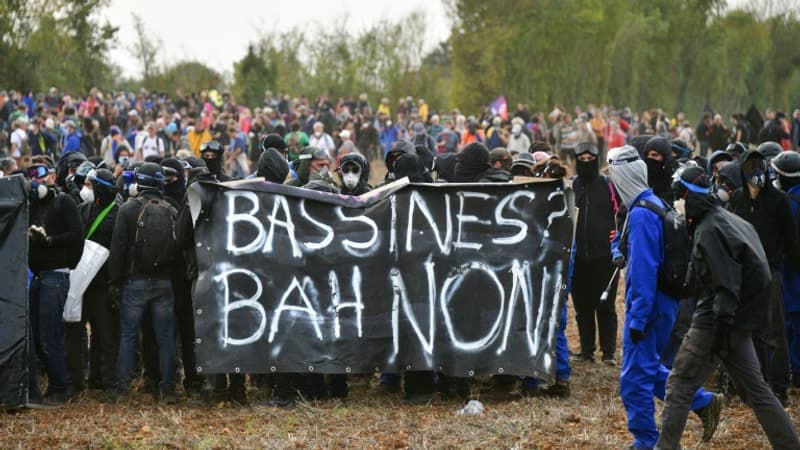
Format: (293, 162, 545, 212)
(314, 130, 323, 137)
(79, 186, 94, 203)
(716, 188, 730, 203)
(36, 183, 48, 199)
(128, 183, 140, 197)
(343, 172, 360, 189)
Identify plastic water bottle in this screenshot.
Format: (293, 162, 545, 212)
(457, 400, 484, 415)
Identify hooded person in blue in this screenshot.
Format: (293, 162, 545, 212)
(608, 146, 717, 450)
(771, 151, 800, 387)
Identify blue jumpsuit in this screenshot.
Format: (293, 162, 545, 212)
(620, 190, 713, 449)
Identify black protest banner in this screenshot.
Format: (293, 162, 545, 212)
(0, 175, 30, 407)
(190, 178, 573, 382)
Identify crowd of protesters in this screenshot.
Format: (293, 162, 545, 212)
(5, 86, 800, 449)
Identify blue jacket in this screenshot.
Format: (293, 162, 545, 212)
(784, 184, 800, 313)
(62, 131, 81, 154)
(625, 189, 677, 332)
(380, 127, 399, 155)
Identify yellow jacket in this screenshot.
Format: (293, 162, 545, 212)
(187, 129, 212, 156)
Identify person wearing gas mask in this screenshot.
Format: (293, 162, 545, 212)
(71, 169, 119, 393)
(302, 147, 336, 189)
(199, 140, 230, 182)
(570, 142, 620, 365)
(655, 166, 799, 450)
(56, 152, 88, 201)
(713, 162, 742, 205)
(771, 151, 800, 390)
(643, 136, 675, 205)
(27, 156, 85, 404)
(728, 149, 800, 406)
(337, 153, 371, 195)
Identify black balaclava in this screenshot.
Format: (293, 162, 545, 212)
(161, 158, 187, 202)
(201, 140, 224, 176)
(675, 166, 717, 223)
(454, 142, 490, 182)
(395, 154, 429, 183)
(644, 136, 673, 198)
(575, 142, 600, 180)
(433, 153, 458, 182)
(90, 168, 118, 206)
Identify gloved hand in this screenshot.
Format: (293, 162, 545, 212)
(109, 285, 122, 311)
(29, 225, 50, 247)
(711, 322, 732, 358)
(629, 328, 646, 344)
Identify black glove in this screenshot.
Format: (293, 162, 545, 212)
(629, 328, 646, 344)
(711, 322, 732, 358)
(109, 285, 122, 311)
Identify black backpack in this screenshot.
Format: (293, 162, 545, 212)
(132, 197, 177, 275)
(631, 199, 692, 299)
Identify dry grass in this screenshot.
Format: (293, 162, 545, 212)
(2, 165, 792, 448)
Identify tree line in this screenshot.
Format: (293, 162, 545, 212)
(1, 0, 798, 120)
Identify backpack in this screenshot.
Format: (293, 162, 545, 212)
(131, 197, 177, 275)
(631, 198, 692, 299)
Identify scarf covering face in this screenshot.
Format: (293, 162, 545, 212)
(608, 145, 649, 208)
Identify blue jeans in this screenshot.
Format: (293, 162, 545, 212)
(29, 271, 70, 396)
(115, 278, 176, 394)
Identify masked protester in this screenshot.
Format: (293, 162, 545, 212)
(337, 153, 371, 195)
(256, 148, 290, 184)
(729, 150, 800, 406)
(570, 142, 619, 365)
(200, 140, 230, 181)
(771, 151, 800, 388)
(302, 146, 336, 189)
(656, 167, 799, 450)
(432, 153, 458, 182)
(394, 153, 431, 183)
(109, 163, 179, 404)
(643, 136, 674, 204)
(479, 148, 513, 182)
(70, 169, 119, 393)
(454, 142, 490, 182)
(383, 140, 416, 183)
(509, 152, 535, 177)
(607, 146, 719, 450)
(27, 157, 85, 405)
(713, 162, 741, 204)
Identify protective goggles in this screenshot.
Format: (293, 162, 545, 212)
(86, 169, 115, 188)
(28, 165, 54, 179)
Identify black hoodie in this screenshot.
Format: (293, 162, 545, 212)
(338, 153, 372, 195)
(728, 150, 799, 270)
(454, 142, 489, 182)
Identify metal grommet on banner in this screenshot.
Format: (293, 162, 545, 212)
(498, 368, 504, 374)
(195, 338, 202, 344)
(196, 366, 203, 373)
(468, 370, 475, 377)
(308, 365, 314, 372)
(406, 365, 411, 370)
(270, 366, 276, 373)
(345, 367, 352, 373)
(196, 309, 203, 315)
(234, 367, 241, 373)
(196, 242, 202, 248)
(438, 366, 444, 371)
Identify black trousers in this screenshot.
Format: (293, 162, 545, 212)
(753, 269, 791, 396)
(173, 275, 201, 388)
(571, 257, 618, 357)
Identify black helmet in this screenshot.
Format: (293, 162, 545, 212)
(261, 133, 287, 154)
(575, 142, 599, 157)
(757, 141, 782, 161)
(771, 151, 800, 178)
(87, 168, 117, 203)
(200, 140, 224, 155)
(134, 162, 164, 190)
(726, 142, 748, 159)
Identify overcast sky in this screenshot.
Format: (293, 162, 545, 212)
(103, 0, 451, 80)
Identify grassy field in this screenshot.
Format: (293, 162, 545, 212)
(2, 163, 793, 448)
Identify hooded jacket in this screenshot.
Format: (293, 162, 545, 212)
(79, 194, 119, 288)
(256, 148, 290, 184)
(384, 140, 416, 182)
(728, 150, 799, 270)
(454, 142, 489, 182)
(338, 153, 372, 195)
(686, 193, 771, 331)
(29, 188, 85, 273)
(572, 169, 618, 261)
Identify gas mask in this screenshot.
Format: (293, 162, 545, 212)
(79, 186, 95, 203)
(343, 172, 360, 189)
(745, 168, 766, 189)
(128, 183, 140, 197)
(30, 181, 49, 200)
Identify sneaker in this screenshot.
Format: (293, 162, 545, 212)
(695, 393, 724, 442)
(602, 356, 617, 367)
